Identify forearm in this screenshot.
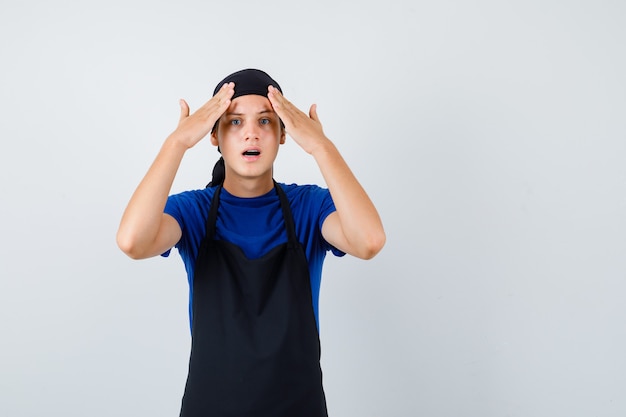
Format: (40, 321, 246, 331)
(312, 138, 386, 258)
(116, 135, 187, 257)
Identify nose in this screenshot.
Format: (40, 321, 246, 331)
(243, 122, 261, 141)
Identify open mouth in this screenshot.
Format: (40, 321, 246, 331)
(243, 149, 260, 156)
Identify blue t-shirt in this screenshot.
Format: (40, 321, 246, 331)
(162, 182, 344, 330)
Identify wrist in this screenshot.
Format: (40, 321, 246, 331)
(309, 136, 335, 158)
(163, 133, 192, 155)
(164, 131, 194, 151)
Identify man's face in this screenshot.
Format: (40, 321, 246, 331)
(211, 94, 285, 182)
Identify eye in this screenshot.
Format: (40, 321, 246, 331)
(260, 118, 270, 125)
(230, 119, 241, 126)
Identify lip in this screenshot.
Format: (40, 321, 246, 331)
(242, 147, 262, 161)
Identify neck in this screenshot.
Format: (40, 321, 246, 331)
(222, 175, 275, 198)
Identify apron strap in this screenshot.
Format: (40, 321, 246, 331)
(205, 184, 222, 240)
(204, 181, 298, 245)
(273, 180, 299, 247)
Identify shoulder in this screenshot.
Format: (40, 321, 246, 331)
(166, 187, 216, 209)
(164, 187, 217, 226)
(277, 182, 336, 221)
(279, 182, 330, 202)
(169, 186, 216, 202)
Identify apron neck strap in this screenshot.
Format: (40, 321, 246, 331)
(272, 181, 298, 246)
(206, 185, 222, 240)
(205, 181, 298, 245)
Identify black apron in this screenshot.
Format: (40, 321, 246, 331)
(179, 183, 328, 417)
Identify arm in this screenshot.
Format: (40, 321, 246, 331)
(267, 86, 385, 260)
(116, 83, 235, 259)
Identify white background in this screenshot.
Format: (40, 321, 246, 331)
(1, 0, 625, 416)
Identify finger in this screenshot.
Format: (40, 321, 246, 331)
(179, 99, 190, 122)
(269, 87, 301, 120)
(196, 82, 233, 123)
(267, 88, 287, 121)
(217, 82, 235, 99)
(268, 85, 281, 97)
(204, 82, 233, 109)
(309, 104, 319, 122)
(212, 82, 234, 111)
(267, 85, 286, 107)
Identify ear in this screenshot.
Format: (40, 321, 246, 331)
(279, 127, 286, 145)
(210, 129, 219, 146)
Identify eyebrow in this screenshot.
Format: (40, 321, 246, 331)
(225, 110, 275, 117)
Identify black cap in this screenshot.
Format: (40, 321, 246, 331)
(212, 68, 282, 99)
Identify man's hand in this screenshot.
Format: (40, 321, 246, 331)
(267, 85, 328, 155)
(173, 82, 235, 149)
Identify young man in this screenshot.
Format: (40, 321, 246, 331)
(117, 69, 385, 416)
